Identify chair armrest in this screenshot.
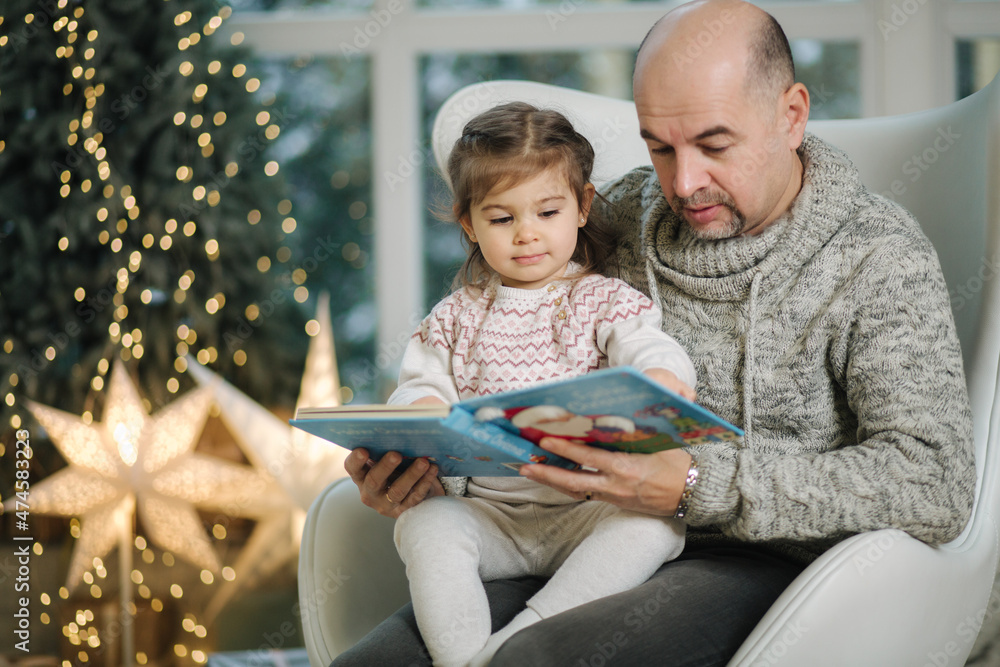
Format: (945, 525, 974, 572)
(299, 478, 410, 666)
(729, 523, 998, 667)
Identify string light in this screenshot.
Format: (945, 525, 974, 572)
(9, 0, 307, 660)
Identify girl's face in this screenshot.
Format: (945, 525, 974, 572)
(460, 166, 594, 290)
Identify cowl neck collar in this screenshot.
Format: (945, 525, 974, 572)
(642, 134, 863, 302)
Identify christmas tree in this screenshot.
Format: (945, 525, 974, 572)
(0, 0, 308, 435)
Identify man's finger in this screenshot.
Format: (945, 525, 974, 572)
(537, 436, 622, 471)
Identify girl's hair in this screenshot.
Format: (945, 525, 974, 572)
(446, 101, 617, 288)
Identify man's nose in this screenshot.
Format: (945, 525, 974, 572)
(673, 150, 711, 199)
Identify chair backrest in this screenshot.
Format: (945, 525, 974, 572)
(432, 77, 1000, 542)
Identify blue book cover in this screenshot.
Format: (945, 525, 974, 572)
(291, 366, 743, 477)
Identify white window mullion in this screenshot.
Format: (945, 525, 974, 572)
(372, 2, 424, 400)
(874, 0, 946, 114)
(860, 1, 884, 119)
(224, 11, 373, 55)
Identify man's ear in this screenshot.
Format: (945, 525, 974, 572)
(580, 183, 597, 226)
(781, 82, 810, 150)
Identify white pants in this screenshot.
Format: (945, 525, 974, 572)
(394, 495, 686, 667)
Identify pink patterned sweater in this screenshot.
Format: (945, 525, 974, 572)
(389, 268, 696, 502)
(390, 270, 695, 405)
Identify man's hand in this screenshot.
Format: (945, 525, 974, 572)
(344, 448, 444, 518)
(520, 436, 693, 516)
(644, 368, 696, 401)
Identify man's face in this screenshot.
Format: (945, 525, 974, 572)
(635, 62, 798, 239)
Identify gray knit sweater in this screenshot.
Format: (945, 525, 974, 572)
(604, 134, 976, 561)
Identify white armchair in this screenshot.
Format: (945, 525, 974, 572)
(298, 75, 1000, 667)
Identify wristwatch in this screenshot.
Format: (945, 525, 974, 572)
(673, 455, 699, 519)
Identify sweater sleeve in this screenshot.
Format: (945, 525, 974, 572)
(388, 302, 462, 406)
(685, 236, 977, 546)
(387, 300, 469, 498)
(595, 281, 697, 388)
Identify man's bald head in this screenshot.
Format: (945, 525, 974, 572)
(635, 0, 795, 109)
(630, 0, 810, 238)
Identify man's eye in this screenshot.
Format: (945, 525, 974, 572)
(704, 145, 729, 154)
(650, 146, 673, 156)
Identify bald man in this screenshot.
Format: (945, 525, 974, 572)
(337, 2, 975, 665)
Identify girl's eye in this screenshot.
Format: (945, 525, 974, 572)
(540, 209, 559, 218)
(490, 215, 512, 225)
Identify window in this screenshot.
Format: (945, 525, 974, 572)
(228, 0, 1000, 400)
(254, 54, 376, 401)
(957, 37, 1000, 98)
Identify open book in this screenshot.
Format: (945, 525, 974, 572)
(291, 366, 743, 477)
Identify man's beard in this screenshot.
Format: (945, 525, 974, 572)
(671, 190, 747, 240)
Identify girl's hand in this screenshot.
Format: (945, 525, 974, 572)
(344, 394, 448, 517)
(644, 368, 696, 401)
(519, 436, 692, 516)
(344, 448, 444, 519)
(410, 395, 447, 406)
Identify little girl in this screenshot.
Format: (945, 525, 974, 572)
(390, 102, 695, 667)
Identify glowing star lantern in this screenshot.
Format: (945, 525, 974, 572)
(6, 362, 273, 589)
(187, 291, 348, 619)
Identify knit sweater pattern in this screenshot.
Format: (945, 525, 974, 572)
(392, 269, 695, 404)
(605, 134, 976, 560)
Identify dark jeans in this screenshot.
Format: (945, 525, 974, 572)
(331, 544, 805, 667)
